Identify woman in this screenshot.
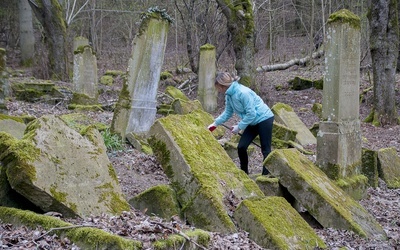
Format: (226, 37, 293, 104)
(208, 72, 274, 175)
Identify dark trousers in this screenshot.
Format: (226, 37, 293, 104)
(237, 116, 274, 174)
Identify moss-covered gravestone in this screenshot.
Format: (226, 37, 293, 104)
(148, 110, 327, 249)
(197, 44, 217, 112)
(265, 148, 387, 240)
(111, 8, 171, 138)
(0, 115, 129, 218)
(377, 147, 400, 188)
(72, 45, 98, 105)
(272, 102, 316, 146)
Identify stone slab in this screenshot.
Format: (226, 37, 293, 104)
(272, 103, 316, 146)
(1, 115, 129, 218)
(265, 148, 386, 240)
(234, 196, 326, 249)
(377, 148, 400, 189)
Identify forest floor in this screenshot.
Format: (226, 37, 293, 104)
(1, 54, 400, 249)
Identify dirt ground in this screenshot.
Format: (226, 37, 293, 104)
(2, 55, 400, 249)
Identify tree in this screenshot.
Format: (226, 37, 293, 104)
(18, 0, 35, 66)
(215, 0, 256, 88)
(28, 0, 69, 81)
(367, 0, 399, 126)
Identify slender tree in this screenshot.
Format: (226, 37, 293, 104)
(18, 0, 35, 66)
(28, 0, 69, 80)
(367, 0, 399, 126)
(215, 0, 256, 88)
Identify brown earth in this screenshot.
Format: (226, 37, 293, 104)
(1, 55, 400, 249)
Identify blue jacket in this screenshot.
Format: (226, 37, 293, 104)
(215, 81, 274, 130)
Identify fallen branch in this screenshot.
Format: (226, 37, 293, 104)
(256, 49, 324, 72)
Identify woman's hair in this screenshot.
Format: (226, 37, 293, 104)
(215, 72, 240, 86)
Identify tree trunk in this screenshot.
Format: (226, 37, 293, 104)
(215, 0, 256, 88)
(28, 0, 69, 81)
(368, 0, 399, 126)
(18, 0, 35, 66)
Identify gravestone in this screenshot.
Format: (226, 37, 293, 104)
(111, 8, 171, 138)
(0, 48, 10, 114)
(197, 44, 217, 112)
(316, 10, 363, 183)
(73, 36, 89, 52)
(72, 45, 98, 105)
(272, 103, 316, 146)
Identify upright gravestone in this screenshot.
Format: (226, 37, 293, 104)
(111, 8, 171, 138)
(317, 10, 363, 183)
(0, 48, 10, 114)
(73, 36, 89, 52)
(72, 45, 98, 105)
(197, 44, 217, 113)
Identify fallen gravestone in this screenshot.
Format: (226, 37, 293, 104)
(0, 115, 129, 218)
(148, 110, 325, 249)
(265, 148, 387, 240)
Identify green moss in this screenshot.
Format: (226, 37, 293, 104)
(160, 71, 173, 80)
(200, 43, 215, 50)
(50, 185, 68, 202)
(0, 207, 141, 249)
(268, 149, 369, 237)
(328, 9, 361, 30)
(271, 102, 294, 113)
(100, 75, 114, 85)
(239, 197, 326, 249)
(0, 114, 25, 123)
(153, 229, 210, 249)
(104, 70, 126, 76)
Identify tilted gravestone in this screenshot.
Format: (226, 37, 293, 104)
(265, 148, 387, 240)
(197, 44, 217, 113)
(148, 110, 325, 249)
(377, 147, 400, 189)
(72, 45, 98, 105)
(111, 8, 171, 138)
(316, 10, 366, 198)
(0, 115, 129, 218)
(272, 102, 316, 146)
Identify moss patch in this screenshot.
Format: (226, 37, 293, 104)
(0, 207, 142, 249)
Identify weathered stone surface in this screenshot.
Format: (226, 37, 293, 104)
(272, 103, 316, 146)
(0, 114, 26, 139)
(265, 149, 387, 239)
(72, 45, 98, 105)
(111, 12, 170, 138)
(197, 44, 217, 112)
(148, 110, 264, 233)
(1, 115, 129, 218)
(234, 197, 326, 249)
(362, 148, 379, 187)
(377, 148, 400, 189)
(129, 184, 180, 220)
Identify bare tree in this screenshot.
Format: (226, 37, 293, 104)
(18, 0, 35, 66)
(215, 0, 256, 88)
(367, 0, 399, 126)
(28, 0, 69, 81)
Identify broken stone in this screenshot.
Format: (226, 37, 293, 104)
(129, 184, 180, 220)
(234, 196, 326, 249)
(265, 148, 387, 240)
(0, 115, 129, 218)
(272, 102, 316, 146)
(377, 147, 400, 189)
